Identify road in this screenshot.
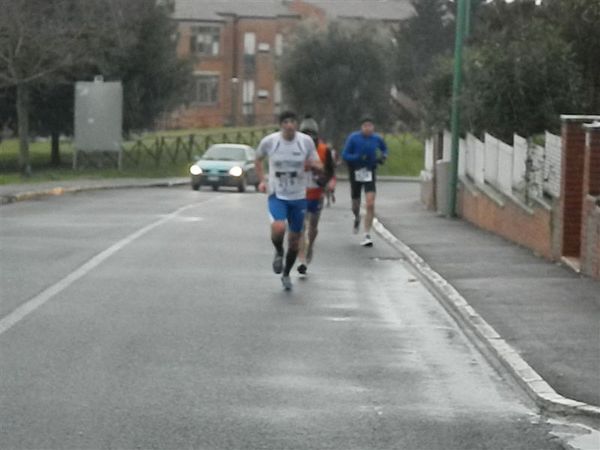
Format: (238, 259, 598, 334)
(0, 184, 568, 449)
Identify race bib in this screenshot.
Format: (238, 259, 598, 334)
(354, 168, 373, 182)
(275, 170, 299, 193)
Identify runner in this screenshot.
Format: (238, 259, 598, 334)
(296, 116, 335, 276)
(255, 111, 323, 290)
(341, 116, 388, 247)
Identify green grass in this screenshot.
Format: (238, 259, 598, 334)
(378, 133, 425, 177)
(0, 128, 424, 184)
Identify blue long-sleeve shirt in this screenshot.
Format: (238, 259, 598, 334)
(341, 131, 388, 170)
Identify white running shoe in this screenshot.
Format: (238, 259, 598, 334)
(360, 234, 373, 247)
(281, 275, 293, 291)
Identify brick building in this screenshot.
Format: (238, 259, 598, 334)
(166, 0, 413, 129)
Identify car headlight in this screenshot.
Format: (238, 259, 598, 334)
(190, 165, 202, 175)
(229, 166, 243, 177)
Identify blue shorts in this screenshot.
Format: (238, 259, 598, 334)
(268, 195, 307, 233)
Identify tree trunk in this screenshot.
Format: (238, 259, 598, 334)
(16, 83, 32, 176)
(51, 131, 61, 166)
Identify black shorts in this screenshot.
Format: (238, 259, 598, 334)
(349, 167, 376, 199)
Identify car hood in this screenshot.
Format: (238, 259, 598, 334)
(195, 160, 245, 170)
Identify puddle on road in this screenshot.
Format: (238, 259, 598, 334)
(547, 419, 600, 450)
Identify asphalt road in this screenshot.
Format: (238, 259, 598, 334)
(0, 185, 570, 449)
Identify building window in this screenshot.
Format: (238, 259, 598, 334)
(193, 74, 219, 104)
(274, 81, 282, 114)
(190, 26, 220, 56)
(244, 32, 256, 55)
(242, 79, 255, 115)
(275, 33, 283, 57)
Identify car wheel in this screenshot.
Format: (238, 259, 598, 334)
(212, 185, 219, 191)
(238, 176, 247, 193)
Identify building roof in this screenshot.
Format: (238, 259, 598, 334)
(173, 0, 413, 22)
(172, 0, 300, 21)
(308, 0, 413, 21)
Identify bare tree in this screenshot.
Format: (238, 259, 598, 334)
(0, 0, 114, 174)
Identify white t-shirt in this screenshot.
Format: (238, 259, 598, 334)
(256, 131, 317, 200)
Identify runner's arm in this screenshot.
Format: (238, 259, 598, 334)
(255, 155, 267, 193)
(341, 134, 360, 163)
(378, 135, 389, 163)
(255, 139, 269, 193)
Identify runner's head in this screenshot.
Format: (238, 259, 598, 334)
(360, 116, 374, 136)
(300, 115, 319, 146)
(279, 110, 298, 140)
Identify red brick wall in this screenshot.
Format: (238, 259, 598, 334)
(559, 120, 588, 257)
(172, 19, 235, 128)
(458, 184, 554, 259)
(583, 127, 600, 197)
(169, 16, 299, 129)
(581, 126, 600, 278)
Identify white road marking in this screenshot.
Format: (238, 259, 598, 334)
(0, 203, 200, 337)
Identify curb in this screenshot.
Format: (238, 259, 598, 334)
(373, 218, 600, 425)
(0, 179, 189, 206)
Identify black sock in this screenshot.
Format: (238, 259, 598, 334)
(283, 249, 298, 276)
(272, 237, 284, 256)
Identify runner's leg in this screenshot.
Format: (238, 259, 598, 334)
(364, 191, 375, 235)
(268, 195, 287, 273)
(306, 198, 322, 263)
(283, 199, 307, 278)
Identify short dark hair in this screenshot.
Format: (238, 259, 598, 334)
(360, 115, 374, 125)
(278, 110, 297, 123)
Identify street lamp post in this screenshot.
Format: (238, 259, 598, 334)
(448, 0, 468, 217)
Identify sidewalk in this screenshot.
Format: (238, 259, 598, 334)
(374, 181, 600, 424)
(0, 177, 189, 205)
(1, 178, 599, 426)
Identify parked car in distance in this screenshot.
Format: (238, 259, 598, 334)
(190, 144, 260, 192)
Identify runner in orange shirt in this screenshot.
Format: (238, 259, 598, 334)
(296, 116, 335, 276)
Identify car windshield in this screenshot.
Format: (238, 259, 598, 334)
(202, 146, 247, 161)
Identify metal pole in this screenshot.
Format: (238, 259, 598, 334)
(448, 0, 468, 217)
(464, 0, 472, 39)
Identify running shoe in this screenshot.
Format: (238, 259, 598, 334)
(353, 216, 360, 234)
(297, 263, 307, 275)
(360, 234, 373, 247)
(272, 252, 283, 274)
(281, 275, 293, 291)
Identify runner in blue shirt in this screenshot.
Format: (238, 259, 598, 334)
(341, 116, 388, 247)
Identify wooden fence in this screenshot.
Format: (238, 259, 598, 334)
(121, 127, 277, 168)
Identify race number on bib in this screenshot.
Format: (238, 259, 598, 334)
(354, 168, 373, 182)
(275, 171, 298, 193)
